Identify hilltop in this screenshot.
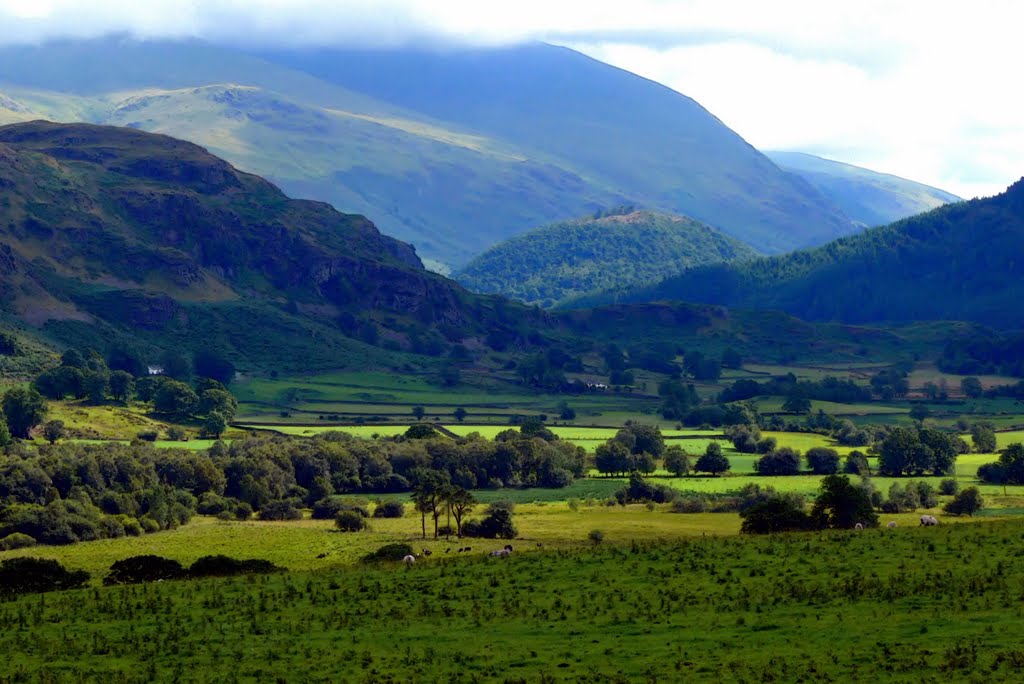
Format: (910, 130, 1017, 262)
(768, 151, 961, 227)
(0, 38, 856, 267)
(571, 178, 1024, 329)
(455, 208, 758, 307)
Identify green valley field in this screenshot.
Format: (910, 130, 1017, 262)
(4, 521, 1024, 682)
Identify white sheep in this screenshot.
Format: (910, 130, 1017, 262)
(402, 554, 416, 565)
(919, 514, 938, 526)
(887, 521, 897, 528)
(854, 522, 864, 530)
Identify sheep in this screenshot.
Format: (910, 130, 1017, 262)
(920, 514, 938, 526)
(402, 555, 416, 565)
(854, 523, 864, 530)
(421, 549, 432, 556)
(489, 545, 514, 558)
(887, 521, 897, 528)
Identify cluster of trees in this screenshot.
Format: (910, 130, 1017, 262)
(875, 427, 958, 476)
(593, 424, 667, 476)
(741, 475, 878, 534)
(0, 425, 582, 547)
(718, 374, 871, 405)
(28, 348, 239, 438)
(977, 443, 1024, 485)
(939, 332, 1024, 377)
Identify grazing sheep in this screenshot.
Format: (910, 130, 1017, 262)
(887, 521, 897, 528)
(489, 549, 510, 557)
(920, 514, 938, 526)
(422, 549, 432, 556)
(402, 555, 416, 565)
(854, 523, 864, 530)
(462, 547, 471, 552)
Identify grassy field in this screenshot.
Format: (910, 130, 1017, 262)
(5, 521, 1024, 681)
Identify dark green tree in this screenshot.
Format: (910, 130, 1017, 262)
(108, 371, 135, 403)
(755, 448, 801, 476)
(740, 498, 810, 534)
(944, 486, 983, 516)
(453, 407, 468, 423)
(2, 387, 48, 439)
(782, 394, 811, 414)
(662, 445, 691, 477)
(412, 405, 426, 421)
(198, 389, 238, 422)
(806, 447, 840, 474)
(83, 370, 109, 403)
(811, 475, 878, 529)
(202, 412, 228, 439)
(960, 376, 984, 398)
(694, 442, 730, 476)
(970, 424, 997, 453)
(41, 420, 65, 445)
(447, 487, 476, 538)
(153, 381, 198, 415)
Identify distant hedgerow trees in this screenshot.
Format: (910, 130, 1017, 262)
(876, 427, 957, 476)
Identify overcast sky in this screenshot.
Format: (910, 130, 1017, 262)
(0, 0, 1019, 198)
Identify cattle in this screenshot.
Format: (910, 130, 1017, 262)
(920, 514, 938, 526)
(887, 521, 897, 528)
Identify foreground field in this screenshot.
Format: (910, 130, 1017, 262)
(5, 521, 1024, 682)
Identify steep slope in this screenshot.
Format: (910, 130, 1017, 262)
(0, 38, 855, 267)
(0, 121, 546, 371)
(455, 208, 758, 307)
(572, 178, 1024, 329)
(768, 151, 962, 227)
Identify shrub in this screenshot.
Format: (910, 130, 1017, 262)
(258, 499, 303, 521)
(138, 516, 160, 534)
(362, 543, 414, 563)
(486, 500, 515, 515)
(372, 501, 405, 518)
(939, 478, 960, 496)
(136, 430, 159, 442)
(944, 487, 984, 517)
(0, 532, 36, 550)
(121, 517, 144, 537)
(740, 498, 811, 534)
(463, 508, 516, 539)
(671, 497, 708, 513)
(310, 498, 347, 520)
(588, 529, 604, 545)
(189, 555, 280, 578)
(166, 425, 188, 441)
(104, 555, 185, 585)
(806, 447, 841, 475)
(335, 510, 367, 532)
(0, 557, 90, 595)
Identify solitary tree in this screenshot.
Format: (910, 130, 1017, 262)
(202, 412, 228, 439)
(971, 424, 997, 453)
(960, 377, 984, 398)
(453, 407, 468, 423)
(806, 447, 840, 475)
(41, 420, 65, 444)
(412, 405, 426, 421)
(694, 442, 730, 476)
(1, 387, 48, 439)
(782, 394, 811, 415)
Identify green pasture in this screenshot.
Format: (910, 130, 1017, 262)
(6, 521, 1024, 681)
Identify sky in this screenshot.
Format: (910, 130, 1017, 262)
(0, 0, 1020, 199)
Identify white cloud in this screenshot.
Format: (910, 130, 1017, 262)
(0, 0, 1020, 197)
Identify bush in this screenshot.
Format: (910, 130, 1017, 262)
(588, 529, 604, 545)
(486, 500, 515, 515)
(310, 498, 347, 520)
(166, 426, 188, 441)
(844, 451, 870, 476)
(0, 557, 90, 595)
(740, 498, 811, 534)
(189, 555, 280, 578)
(463, 508, 516, 539)
(372, 501, 405, 518)
(671, 497, 708, 513)
(136, 430, 159, 442)
(944, 487, 984, 516)
(104, 555, 185, 585)
(755, 448, 802, 476)
(939, 478, 960, 495)
(335, 510, 367, 532)
(139, 516, 161, 534)
(806, 447, 840, 475)
(362, 543, 414, 563)
(258, 499, 303, 521)
(0, 532, 36, 550)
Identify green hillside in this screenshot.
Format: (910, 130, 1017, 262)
(455, 208, 758, 307)
(0, 121, 551, 373)
(0, 38, 856, 267)
(768, 151, 962, 227)
(571, 178, 1024, 329)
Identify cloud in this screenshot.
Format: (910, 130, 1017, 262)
(0, 0, 1020, 197)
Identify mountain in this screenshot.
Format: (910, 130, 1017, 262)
(0, 121, 549, 372)
(0, 38, 856, 268)
(571, 179, 1024, 329)
(455, 208, 758, 307)
(767, 151, 962, 227)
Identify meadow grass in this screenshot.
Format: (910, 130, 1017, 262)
(5, 521, 1024, 681)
